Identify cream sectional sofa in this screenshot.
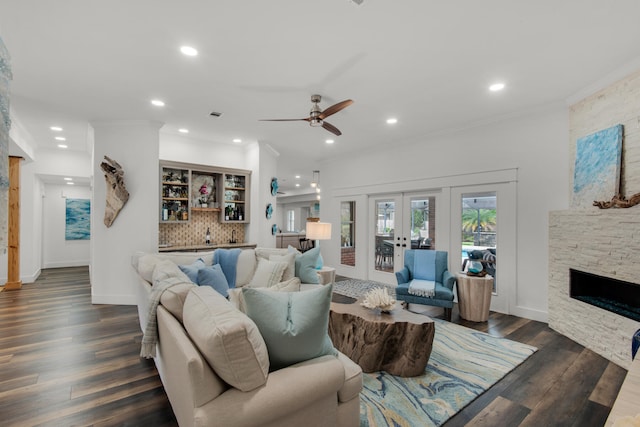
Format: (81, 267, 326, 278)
(133, 248, 362, 427)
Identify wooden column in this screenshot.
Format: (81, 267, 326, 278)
(4, 156, 22, 290)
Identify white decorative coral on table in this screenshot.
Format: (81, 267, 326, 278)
(361, 287, 396, 313)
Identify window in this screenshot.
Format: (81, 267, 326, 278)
(341, 201, 356, 266)
(287, 210, 295, 232)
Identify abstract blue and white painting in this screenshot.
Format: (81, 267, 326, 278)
(66, 198, 90, 240)
(572, 124, 623, 208)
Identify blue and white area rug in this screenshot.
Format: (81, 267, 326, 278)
(332, 280, 537, 427)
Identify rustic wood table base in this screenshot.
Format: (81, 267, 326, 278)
(328, 299, 435, 377)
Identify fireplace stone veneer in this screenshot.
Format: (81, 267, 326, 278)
(549, 209, 640, 369)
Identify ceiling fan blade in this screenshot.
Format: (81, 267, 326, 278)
(319, 99, 353, 120)
(259, 118, 310, 122)
(322, 121, 342, 136)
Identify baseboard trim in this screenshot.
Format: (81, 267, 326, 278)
(43, 261, 90, 269)
(91, 293, 136, 306)
(512, 305, 548, 323)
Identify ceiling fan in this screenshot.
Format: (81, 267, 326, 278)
(260, 94, 353, 136)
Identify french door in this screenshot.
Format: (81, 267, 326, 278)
(450, 183, 515, 314)
(369, 192, 440, 284)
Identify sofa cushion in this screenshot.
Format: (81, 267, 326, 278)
(197, 264, 230, 298)
(137, 254, 162, 283)
(242, 284, 337, 371)
(159, 283, 195, 323)
(248, 258, 287, 288)
(235, 248, 257, 287)
(288, 245, 321, 284)
(269, 252, 296, 281)
(178, 258, 206, 283)
(183, 286, 269, 392)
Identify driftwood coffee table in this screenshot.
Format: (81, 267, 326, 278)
(328, 297, 435, 377)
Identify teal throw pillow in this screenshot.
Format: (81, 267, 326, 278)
(178, 258, 206, 283)
(290, 245, 320, 284)
(197, 264, 230, 298)
(242, 284, 337, 371)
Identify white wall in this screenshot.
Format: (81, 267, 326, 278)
(159, 133, 247, 169)
(322, 104, 570, 321)
(90, 121, 161, 305)
(42, 183, 91, 268)
(246, 142, 279, 247)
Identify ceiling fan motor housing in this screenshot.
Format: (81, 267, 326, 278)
(310, 95, 323, 126)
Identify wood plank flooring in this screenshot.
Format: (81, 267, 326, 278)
(0, 268, 628, 426)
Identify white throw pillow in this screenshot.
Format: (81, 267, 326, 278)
(248, 258, 287, 288)
(269, 252, 296, 281)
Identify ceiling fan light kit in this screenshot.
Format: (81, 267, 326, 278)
(260, 94, 353, 136)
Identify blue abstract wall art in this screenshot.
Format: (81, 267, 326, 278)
(572, 124, 623, 208)
(66, 199, 91, 240)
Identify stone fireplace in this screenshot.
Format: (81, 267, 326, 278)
(549, 209, 640, 369)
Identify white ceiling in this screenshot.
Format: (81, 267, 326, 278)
(2, 1, 640, 193)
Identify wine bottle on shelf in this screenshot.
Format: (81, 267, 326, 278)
(238, 206, 243, 221)
(162, 202, 168, 221)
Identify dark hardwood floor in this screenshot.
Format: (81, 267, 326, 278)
(0, 268, 627, 426)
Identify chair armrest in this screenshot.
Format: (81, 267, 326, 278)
(442, 270, 456, 290)
(200, 355, 345, 426)
(396, 267, 410, 285)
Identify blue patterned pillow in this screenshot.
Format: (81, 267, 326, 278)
(178, 258, 206, 283)
(197, 264, 230, 298)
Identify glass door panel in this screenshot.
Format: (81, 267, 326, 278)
(461, 192, 497, 291)
(408, 196, 435, 251)
(374, 200, 396, 273)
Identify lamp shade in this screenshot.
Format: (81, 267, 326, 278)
(306, 221, 331, 240)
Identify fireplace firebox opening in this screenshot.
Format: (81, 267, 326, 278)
(570, 269, 640, 322)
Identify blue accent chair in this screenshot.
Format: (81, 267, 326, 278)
(395, 250, 456, 321)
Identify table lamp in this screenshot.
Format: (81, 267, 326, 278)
(306, 221, 332, 248)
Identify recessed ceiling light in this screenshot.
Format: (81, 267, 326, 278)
(66, 182, 75, 185)
(180, 46, 198, 56)
(386, 118, 398, 124)
(295, 175, 300, 179)
(64, 177, 73, 181)
(57, 144, 68, 149)
(178, 128, 189, 133)
(55, 136, 66, 141)
(50, 126, 63, 131)
(151, 99, 165, 107)
(325, 139, 335, 144)
(489, 82, 505, 92)
(233, 138, 242, 143)
(295, 183, 300, 187)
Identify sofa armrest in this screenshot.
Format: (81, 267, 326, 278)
(396, 267, 410, 285)
(156, 307, 228, 413)
(443, 270, 456, 290)
(198, 355, 345, 426)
